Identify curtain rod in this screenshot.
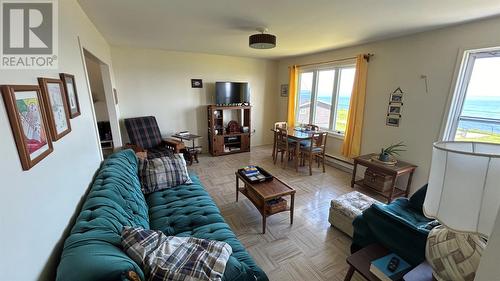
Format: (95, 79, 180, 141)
(293, 53, 374, 68)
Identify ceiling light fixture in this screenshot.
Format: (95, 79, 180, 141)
(249, 27, 276, 49)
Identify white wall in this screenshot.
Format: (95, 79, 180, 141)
(277, 15, 500, 194)
(0, 1, 114, 280)
(111, 47, 279, 149)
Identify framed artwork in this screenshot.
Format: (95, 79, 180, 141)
(388, 103, 402, 114)
(390, 93, 403, 103)
(1, 85, 54, 170)
(191, 79, 203, 88)
(386, 114, 401, 127)
(390, 87, 404, 103)
(59, 73, 81, 118)
(280, 84, 289, 97)
(38, 78, 72, 140)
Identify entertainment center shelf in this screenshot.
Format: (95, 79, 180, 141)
(208, 105, 251, 156)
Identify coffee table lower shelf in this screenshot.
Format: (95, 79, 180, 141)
(238, 188, 291, 216)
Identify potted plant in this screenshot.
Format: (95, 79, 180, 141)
(379, 142, 407, 162)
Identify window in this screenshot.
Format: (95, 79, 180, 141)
(444, 49, 500, 144)
(296, 64, 355, 135)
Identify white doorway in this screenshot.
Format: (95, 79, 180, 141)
(82, 49, 122, 158)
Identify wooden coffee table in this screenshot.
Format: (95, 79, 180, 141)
(235, 171, 296, 234)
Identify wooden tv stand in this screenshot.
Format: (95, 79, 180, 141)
(207, 105, 251, 156)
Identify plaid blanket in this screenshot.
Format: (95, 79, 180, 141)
(122, 227, 232, 281)
(138, 153, 193, 194)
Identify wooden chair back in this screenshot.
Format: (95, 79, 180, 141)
(276, 127, 290, 149)
(308, 132, 328, 154)
(274, 122, 288, 130)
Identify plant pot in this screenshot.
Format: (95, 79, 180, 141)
(379, 153, 390, 162)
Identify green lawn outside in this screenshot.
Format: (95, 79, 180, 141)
(455, 128, 500, 144)
(335, 108, 348, 133)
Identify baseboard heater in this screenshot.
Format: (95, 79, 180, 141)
(324, 153, 353, 173)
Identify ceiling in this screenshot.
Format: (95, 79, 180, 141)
(78, 0, 500, 59)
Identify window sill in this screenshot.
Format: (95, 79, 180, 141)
(326, 131, 345, 140)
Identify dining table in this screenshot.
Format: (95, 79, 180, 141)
(271, 127, 322, 172)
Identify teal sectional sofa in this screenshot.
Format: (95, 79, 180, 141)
(56, 149, 267, 281)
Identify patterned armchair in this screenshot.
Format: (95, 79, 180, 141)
(124, 116, 175, 158)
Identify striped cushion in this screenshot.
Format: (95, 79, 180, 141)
(122, 227, 232, 281)
(138, 154, 193, 194)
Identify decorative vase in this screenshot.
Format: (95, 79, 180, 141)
(425, 225, 485, 281)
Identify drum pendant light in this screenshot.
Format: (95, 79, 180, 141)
(249, 28, 276, 49)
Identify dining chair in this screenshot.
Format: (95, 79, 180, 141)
(274, 127, 296, 168)
(272, 122, 288, 161)
(300, 131, 328, 175)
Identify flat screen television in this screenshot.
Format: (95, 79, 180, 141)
(215, 82, 250, 105)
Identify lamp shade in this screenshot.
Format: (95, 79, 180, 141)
(423, 141, 500, 237)
(249, 33, 276, 49)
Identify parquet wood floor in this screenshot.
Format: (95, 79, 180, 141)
(189, 145, 365, 281)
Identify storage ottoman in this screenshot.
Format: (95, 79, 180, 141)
(329, 191, 379, 237)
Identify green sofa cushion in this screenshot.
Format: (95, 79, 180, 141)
(57, 150, 149, 281)
(147, 176, 268, 281)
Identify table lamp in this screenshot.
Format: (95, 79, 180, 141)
(423, 141, 500, 281)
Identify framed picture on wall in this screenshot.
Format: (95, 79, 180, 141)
(60, 73, 81, 118)
(390, 93, 403, 103)
(386, 114, 401, 127)
(38, 78, 72, 140)
(1, 85, 54, 170)
(388, 103, 402, 114)
(280, 84, 289, 97)
(191, 79, 203, 88)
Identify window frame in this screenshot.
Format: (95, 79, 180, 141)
(295, 62, 355, 136)
(442, 47, 500, 141)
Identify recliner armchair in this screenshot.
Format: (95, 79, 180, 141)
(124, 116, 175, 158)
(351, 185, 435, 266)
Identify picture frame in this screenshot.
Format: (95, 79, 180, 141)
(390, 93, 403, 103)
(38, 78, 72, 141)
(388, 103, 402, 114)
(59, 73, 81, 118)
(386, 114, 401, 127)
(280, 84, 289, 97)
(191, 79, 203, 88)
(1, 85, 54, 170)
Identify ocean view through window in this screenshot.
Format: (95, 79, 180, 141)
(296, 64, 355, 134)
(446, 49, 500, 144)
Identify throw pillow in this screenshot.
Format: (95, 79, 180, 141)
(121, 227, 232, 281)
(138, 153, 193, 194)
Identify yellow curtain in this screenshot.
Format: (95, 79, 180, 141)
(342, 55, 368, 158)
(287, 65, 299, 128)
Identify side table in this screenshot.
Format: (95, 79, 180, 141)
(171, 133, 202, 165)
(344, 244, 390, 281)
(351, 153, 417, 202)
